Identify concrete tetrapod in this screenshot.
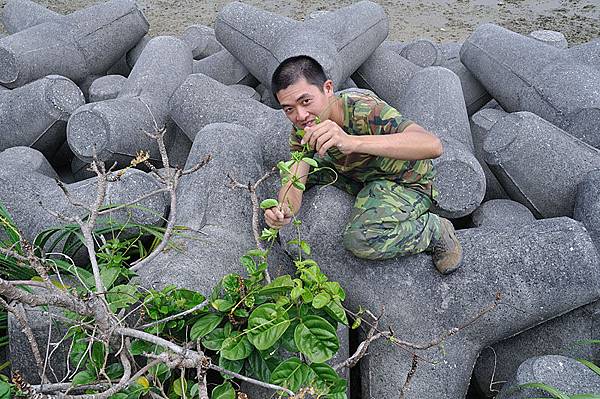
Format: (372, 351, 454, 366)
(569, 39, 600, 71)
(0, 148, 167, 245)
(0, 75, 84, 158)
(67, 36, 192, 166)
(1, 0, 61, 33)
(215, 1, 388, 88)
(280, 185, 600, 399)
(483, 111, 600, 218)
(0, 0, 148, 88)
(169, 73, 291, 168)
(461, 23, 600, 148)
(497, 355, 600, 398)
(398, 67, 485, 218)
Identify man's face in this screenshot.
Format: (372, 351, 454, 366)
(276, 77, 334, 129)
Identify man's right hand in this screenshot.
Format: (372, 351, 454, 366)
(264, 205, 293, 229)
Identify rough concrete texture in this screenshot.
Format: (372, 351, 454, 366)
(440, 42, 492, 115)
(569, 39, 600, 71)
(280, 185, 600, 399)
(169, 73, 291, 167)
(497, 355, 600, 398)
(180, 24, 223, 59)
(461, 23, 600, 149)
(0, 75, 84, 157)
(2, 0, 61, 34)
(67, 36, 192, 165)
(398, 67, 485, 218)
(474, 301, 600, 397)
(400, 38, 443, 67)
(215, 1, 388, 88)
(483, 111, 600, 218)
(0, 146, 59, 179)
(574, 169, 600, 252)
(88, 74, 127, 103)
(192, 49, 258, 86)
(529, 29, 568, 48)
(470, 108, 509, 201)
(0, 0, 148, 88)
(228, 84, 260, 101)
(0, 160, 167, 245)
(471, 199, 535, 228)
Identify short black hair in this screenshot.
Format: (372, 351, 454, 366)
(271, 56, 327, 101)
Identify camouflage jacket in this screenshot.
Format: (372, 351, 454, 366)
(289, 90, 437, 199)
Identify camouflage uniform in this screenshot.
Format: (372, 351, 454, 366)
(289, 90, 441, 260)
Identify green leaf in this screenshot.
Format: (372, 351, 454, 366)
(577, 358, 600, 377)
(325, 299, 348, 325)
(212, 299, 234, 312)
(106, 363, 124, 379)
(0, 381, 11, 399)
(571, 395, 600, 399)
(72, 370, 96, 386)
(260, 199, 279, 209)
(291, 286, 303, 301)
(173, 376, 187, 397)
(190, 384, 199, 398)
(312, 292, 331, 309)
(240, 255, 256, 274)
(310, 363, 346, 394)
(221, 333, 253, 360)
(222, 274, 241, 293)
(259, 275, 295, 295)
(202, 327, 226, 350)
(300, 241, 311, 255)
(323, 282, 346, 301)
(248, 349, 272, 383)
(211, 381, 235, 399)
(100, 267, 120, 290)
(246, 249, 267, 258)
(270, 358, 313, 393)
(277, 160, 292, 175)
(294, 315, 339, 363)
(351, 317, 362, 330)
(302, 158, 318, 168)
(190, 313, 224, 339)
(106, 285, 139, 312)
(90, 341, 105, 371)
(292, 180, 306, 191)
(247, 304, 291, 350)
(281, 321, 299, 353)
(219, 354, 244, 379)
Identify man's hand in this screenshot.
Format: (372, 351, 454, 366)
(302, 120, 355, 156)
(264, 203, 293, 229)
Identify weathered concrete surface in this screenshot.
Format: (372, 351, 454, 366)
(215, 1, 388, 88)
(281, 185, 600, 399)
(497, 355, 600, 398)
(0, 75, 84, 157)
(471, 199, 535, 228)
(0, 0, 148, 88)
(461, 23, 600, 148)
(484, 111, 600, 218)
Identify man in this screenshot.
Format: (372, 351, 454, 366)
(263, 55, 462, 274)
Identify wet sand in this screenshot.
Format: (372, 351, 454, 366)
(1, 0, 599, 45)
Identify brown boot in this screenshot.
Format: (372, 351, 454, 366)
(431, 217, 463, 274)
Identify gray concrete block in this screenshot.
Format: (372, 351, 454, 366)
(67, 36, 192, 166)
(398, 67, 485, 218)
(169, 73, 291, 168)
(0, 146, 59, 179)
(471, 199, 535, 228)
(215, 1, 388, 89)
(569, 39, 600, 71)
(574, 169, 600, 252)
(228, 84, 261, 101)
(88, 75, 128, 103)
(0, 0, 148, 88)
(483, 111, 600, 218)
(474, 302, 600, 398)
(281, 185, 600, 399)
(180, 24, 223, 59)
(0, 75, 84, 158)
(529, 29, 568, 49)
(470, 108, 509, 201)
(441, 42, 492, 115)
(461, 23, 600, 148)
(192, 49, 258, 86)
(125, 35, 151, 69)
(2, 0, 61, 34)
(400, 39, 444, 67)
(497, 355, 600, 398)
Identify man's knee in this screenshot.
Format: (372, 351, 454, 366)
(342, 225, 393, 260)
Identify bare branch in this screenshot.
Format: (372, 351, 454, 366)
(399, 354, 419, 399)
(210, 364, 295, 396)
(137, 299, 209, 330)
(96, 188, 169, 217)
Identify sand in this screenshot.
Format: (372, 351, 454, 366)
(1, 0, 598, 45)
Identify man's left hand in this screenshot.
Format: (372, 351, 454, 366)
(302, 120, 355, 157)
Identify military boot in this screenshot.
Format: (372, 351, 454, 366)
(431, 217, 463, 274)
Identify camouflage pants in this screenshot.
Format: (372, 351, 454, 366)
(342, 180, 441, 260)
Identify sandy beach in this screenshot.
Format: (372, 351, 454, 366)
(1, 0, 598, 45)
